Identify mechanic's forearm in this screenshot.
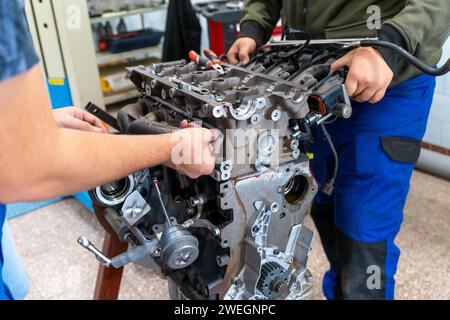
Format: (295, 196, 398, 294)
(1, 128, 175, 203)
(36, 130, 174, 202)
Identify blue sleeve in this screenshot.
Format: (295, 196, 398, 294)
(0, 0, 39, 81)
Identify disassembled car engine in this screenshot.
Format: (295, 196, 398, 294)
(78, 42, 355, 300)
(78, 38, 449, 300)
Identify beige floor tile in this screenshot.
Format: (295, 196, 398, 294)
(50, 279, 96, 300)
(118, 278, 144, 300)
(24, 244, 98, 299)
(304, 216, 328, 300)
(24, 279, 44, 300)
(9, 199, 104, 262)
(396, 248, 450, 300)
(122, 263, 170, 300)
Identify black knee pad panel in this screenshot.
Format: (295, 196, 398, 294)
(335, 228, 387, 300)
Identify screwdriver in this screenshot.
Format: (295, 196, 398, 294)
(151, 174, 173, 228)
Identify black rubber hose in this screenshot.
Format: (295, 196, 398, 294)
(283, 28, 311, 69)
(127, 118, 179, 135)
(117, 103, 145, 133)
(359, 39, 450, 76)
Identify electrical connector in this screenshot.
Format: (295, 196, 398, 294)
(322, 182, 335, 196)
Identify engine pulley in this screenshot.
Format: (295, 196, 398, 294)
(160, 226, 200, 270)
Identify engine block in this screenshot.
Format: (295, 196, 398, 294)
(85, 43, 353, 300)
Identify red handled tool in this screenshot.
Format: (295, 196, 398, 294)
(203, 49, 225, 74)
(189, 50, 225, 74)
(203, 49, 220, 61)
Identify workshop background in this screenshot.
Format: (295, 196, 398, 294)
(4, 0, 449, 300)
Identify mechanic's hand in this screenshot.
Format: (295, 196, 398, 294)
(53, 107, 108, 133)
(179, 119, 199, 129)
(227, 37, 257, 65)
(166, 123, 218, 179)
(331, 47, 393, 104)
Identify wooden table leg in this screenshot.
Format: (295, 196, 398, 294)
(92, 204, 128, 300)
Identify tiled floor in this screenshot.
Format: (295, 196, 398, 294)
(7, 170, 450, 300)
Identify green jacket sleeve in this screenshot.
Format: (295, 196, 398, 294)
(240, 0, 282, 46)
(385, 0, 450, 56)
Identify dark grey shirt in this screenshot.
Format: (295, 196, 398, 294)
(0, 0, 39, 80)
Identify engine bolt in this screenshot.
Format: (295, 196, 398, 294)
(270, 202, 280, 213)
(271, 109, 281, 121)
(145, 85, 151, 96)
(290, 139, 300, 150)
(150, 79, 158, 89)
(186, 207, 195, 216)
(292, 149, 301, 159)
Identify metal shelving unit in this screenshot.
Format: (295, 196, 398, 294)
(26, 1, 168, 111)
(25, 0, 105, 110)
(96, 44, 162, 67)
(90, 4, 167, 23)
(89, 2, 167, 109)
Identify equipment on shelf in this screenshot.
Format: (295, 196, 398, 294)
(99, 28, 164, 54)
(88, 0, 166, 17)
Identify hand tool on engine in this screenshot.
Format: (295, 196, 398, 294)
(150, 172, 200, 270)
(189, 50, 225, 74)
(85, 102, 120, 131)
(77, 235, 160, 268)
(203, 48, 220, 61)
(203, 49, 225, 74)
(77, 236, 112, 267)
(151, 174, 173, 228)
(189, 50, 210, 68)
